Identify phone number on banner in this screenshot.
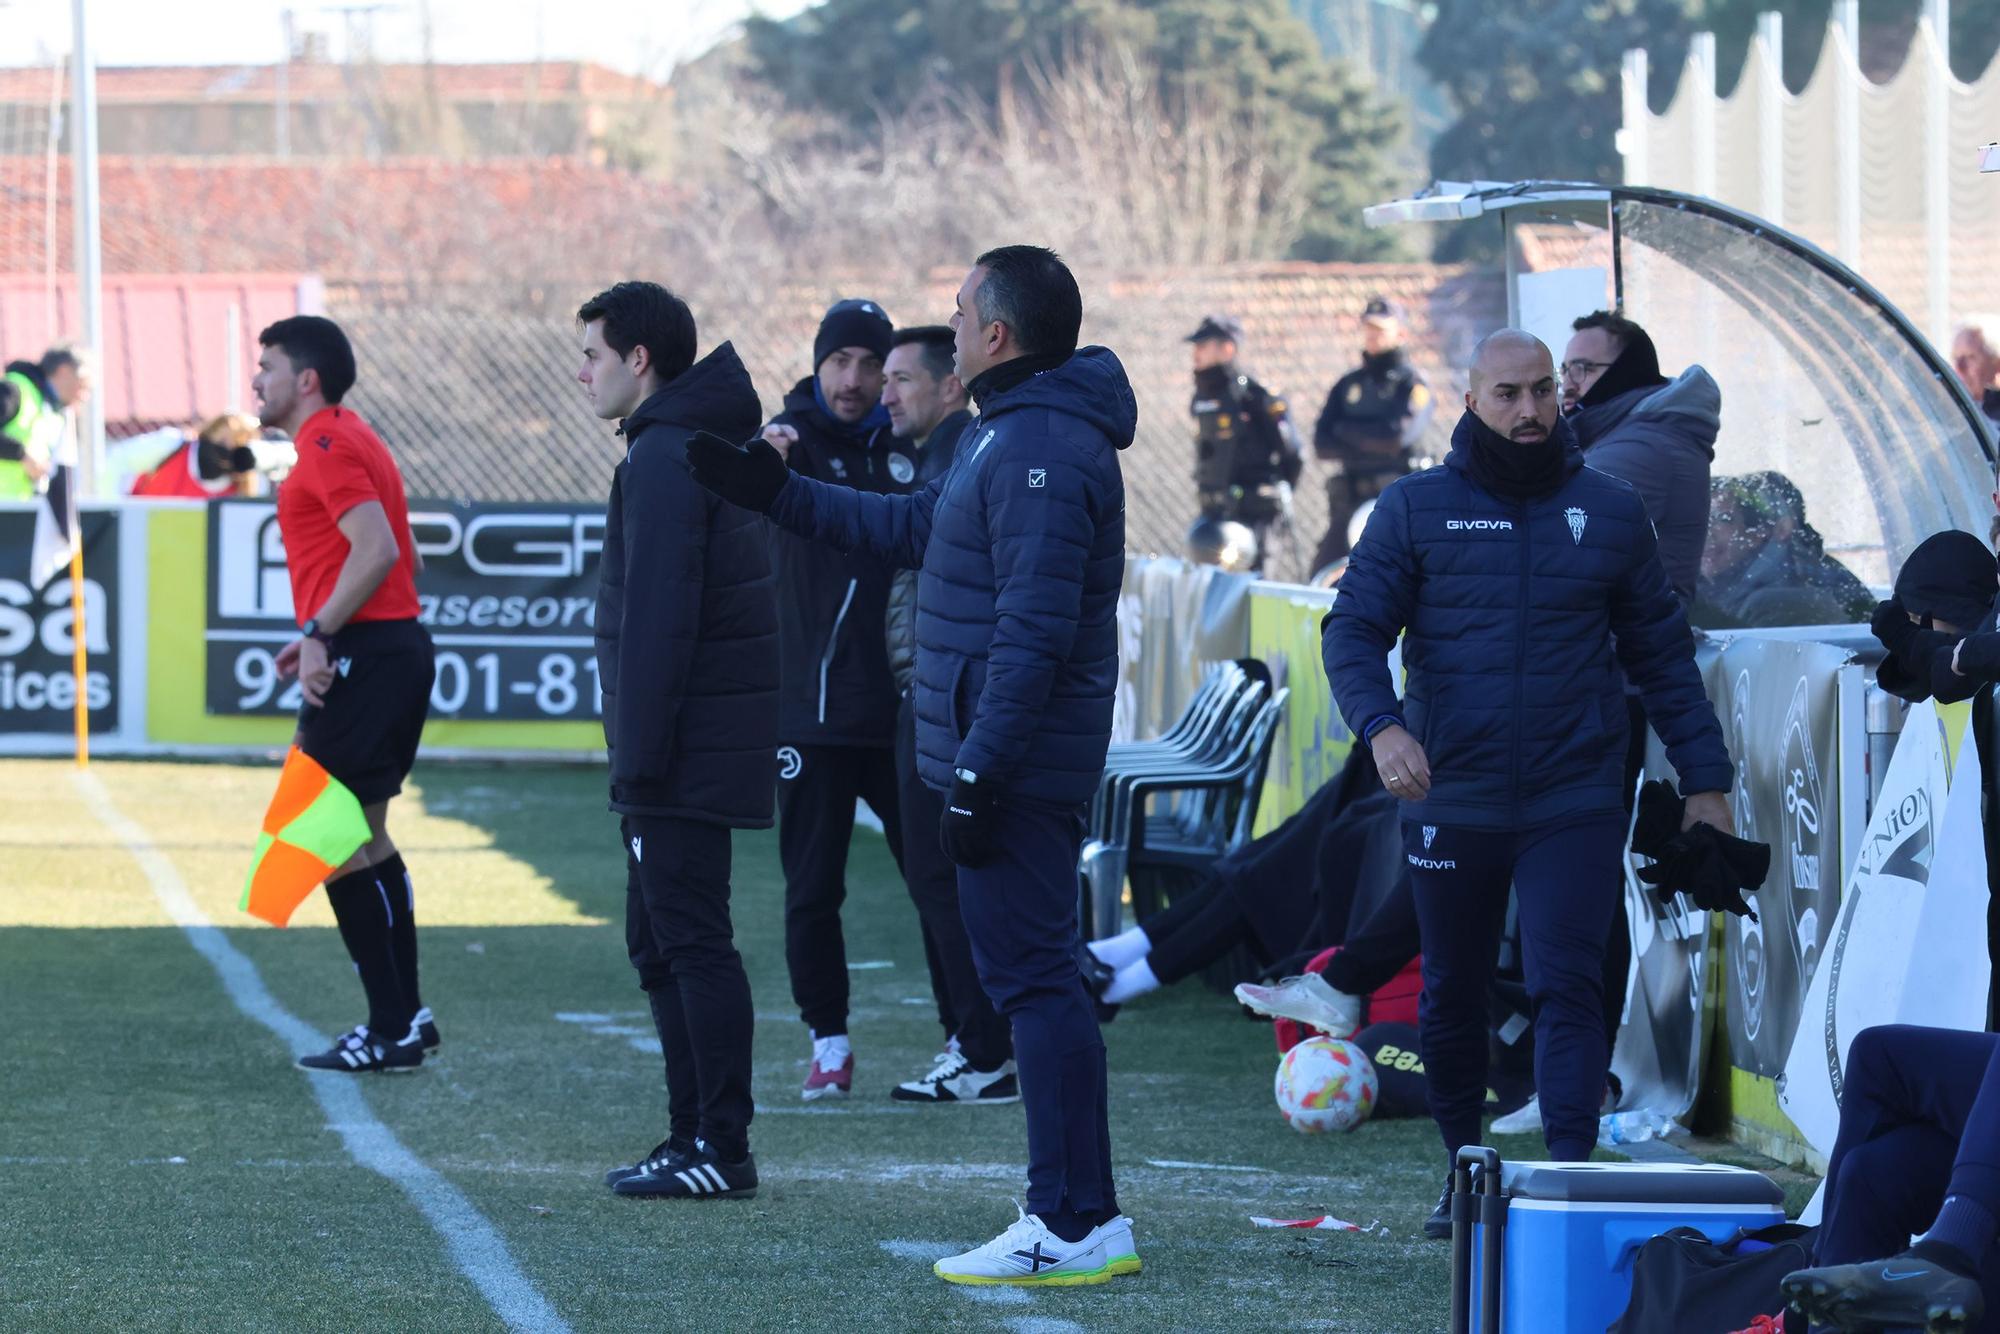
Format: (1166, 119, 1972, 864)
(218, 636, 602, 721)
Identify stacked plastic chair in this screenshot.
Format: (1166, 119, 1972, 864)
(1079, 662, 1289, 939)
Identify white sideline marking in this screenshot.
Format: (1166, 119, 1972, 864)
(878, 1239, 955, 1262)
(1005, 1318, 1084, 1333)
(1145, 1158, 1275, 1174)
(963, 1287, 1032, 1306)
(77, 772, 570, 1334)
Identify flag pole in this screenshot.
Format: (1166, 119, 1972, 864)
(69, 517, 87, 768)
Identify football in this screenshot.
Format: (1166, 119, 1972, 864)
(1274, 1036, 1380, 1134)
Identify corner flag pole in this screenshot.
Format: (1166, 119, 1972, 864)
(69, 501, 87, 768)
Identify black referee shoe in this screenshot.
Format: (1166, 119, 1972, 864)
(297, 1026, 423, 1074)
(603, 1138, 692, 1190)
(612, 1140, 757, 1200)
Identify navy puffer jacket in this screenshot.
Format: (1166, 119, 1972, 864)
(768, 347, 1134, 807)
(1322, 412, 1734, 830)
(597, 344, 779, 826)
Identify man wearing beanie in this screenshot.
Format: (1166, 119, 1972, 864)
(758, 298, 915, 1101)
(1324, 329, 1737, 1237)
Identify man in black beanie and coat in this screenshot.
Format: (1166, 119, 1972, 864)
(758, 298, 918, 1100)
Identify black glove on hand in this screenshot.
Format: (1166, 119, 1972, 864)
(1871, 598, 1921, 660)
(939, 774, 997, 869)
(1632, 779, 1771, 919)
(687, 430, 788, 514)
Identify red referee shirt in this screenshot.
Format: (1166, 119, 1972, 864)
(276, 405, 421, 627)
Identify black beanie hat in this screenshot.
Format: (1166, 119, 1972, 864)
(1895, 530, 1998, 630)
(814, 299, 893, 371)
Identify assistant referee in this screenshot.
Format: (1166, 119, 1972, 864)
(255, 315, 438, 1074)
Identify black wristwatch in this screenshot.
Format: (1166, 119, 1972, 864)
(301, 617, 333, 645)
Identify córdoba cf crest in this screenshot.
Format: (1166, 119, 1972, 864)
(1564, 507, 1588, 544)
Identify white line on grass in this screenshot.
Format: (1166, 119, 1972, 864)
(1004, 1318, 1085, 1333)
(1144, 1158, 1276, 1174)
(76, 771, 571, 1334)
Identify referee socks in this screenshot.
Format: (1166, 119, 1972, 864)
(372, 852, 423, 1015)
(326, 864, 413, 1040)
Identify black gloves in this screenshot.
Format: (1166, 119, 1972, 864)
(939, 773, 997, 868)
(687, 430, 788, 514)
(1631, 780, 1771, 920)
(1871, 598, 1921, 661)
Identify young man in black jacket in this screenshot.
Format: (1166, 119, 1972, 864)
(758, 298, 916, 1099)
(577, 281, 779, 1200)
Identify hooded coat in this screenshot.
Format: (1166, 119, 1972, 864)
(767, 347, 1135, 807)
(1321, 412, 1734, 830)
(1568, 366, 1721, 610)
(596, 343, 779, 825)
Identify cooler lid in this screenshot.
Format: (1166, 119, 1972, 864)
(1495, 1161, 1784, 1207)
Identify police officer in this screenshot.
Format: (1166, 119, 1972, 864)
(1312, 297, 1433, 574)
(1187, 315, 1302, 573)
(757, 298, 915, 1101)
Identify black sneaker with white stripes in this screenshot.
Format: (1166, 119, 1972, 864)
(611, 1140, 757, 1200)
(603, 1137, 693, 1190)
(297, 1026, 424, 1074)
(410, 1006, 441, 1052)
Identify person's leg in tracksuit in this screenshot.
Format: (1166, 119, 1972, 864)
(1407, 818, 1625, 1163)
(957, 802, 1116, 1229)
(895, 698, 1011, 1068)
(626, 814, 755, 1163)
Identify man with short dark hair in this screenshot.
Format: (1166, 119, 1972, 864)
(689, 244, 1139, 1285)
(878, 325, 1017, 1105)
(577, 280, 778, 1201)
(1187, 314, 1302, 574)
(1312, 297, 1433, 573)
(1324, 328, 1737, 1237)
(256, 314, 438, 1074)
(758, 297, 913, 1102)
(1, 342, 95, 500)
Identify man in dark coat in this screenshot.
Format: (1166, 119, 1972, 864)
(1312, 296, 1434, 573)
(690, 245, 1139, 1287)
(758, 297, 915, 1100)
(877, 324, 1015, 1104)
(1697, 472, 1875, 627)
(577, 281, 779, 1202)
(1323, 329, 1737, 1238)
(1187, 314, 1303, 573)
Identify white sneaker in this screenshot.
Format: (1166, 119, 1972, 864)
(892, 1051, 1021, 1104)
(1090, 1213, 1142, 1277)
(933, 1205, 1112, 1286)
(1234, 973, 1362, 1038)
(1490, 1094, 1542, 1136)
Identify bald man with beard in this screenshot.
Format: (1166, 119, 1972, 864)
(1321, 330, 1739, 1237)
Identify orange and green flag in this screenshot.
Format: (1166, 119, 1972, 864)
(242, 747, 371, 927)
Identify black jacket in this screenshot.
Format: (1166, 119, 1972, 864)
(768, 377, 917, 746)
(1191, 364, 1303, 499)
(1313, 348, 1433, 470)
(885, 408, 971, 697)
(597, 344, 779, 825)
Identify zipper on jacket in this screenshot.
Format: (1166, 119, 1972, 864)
(819, 578, 858, 724)
(1511, 497, 1531, 825)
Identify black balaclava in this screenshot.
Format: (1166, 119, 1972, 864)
(1895, 529, 1998, 630)
(1578, 326, 1668, 409)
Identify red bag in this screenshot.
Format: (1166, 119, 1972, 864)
(1273, 945, 1423, 1053)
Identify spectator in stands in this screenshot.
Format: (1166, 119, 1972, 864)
(121, 413, 290, 500)
(1696, 473, 1875, 627)
(1781, 1025, 2000, 1334)
(1952, 316, 2000, 431)
(876, 325, 1016, 1106)
(1311, 297, 1433, 574)
(1323, 328, 1735, 1239)
(1187, 314, 1303, 573)
(757, 298, 911, 1102)
(1, 343, 94, 500)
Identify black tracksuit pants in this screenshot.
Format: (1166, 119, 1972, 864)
(894, 697, 1011, 1068)
(777, 743, 904, 1038)
(623, 815, 754, 1162)
(958, 802, 1117, 1220)
(1817, 1025, 2000, 1333)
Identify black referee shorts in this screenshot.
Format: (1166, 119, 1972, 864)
(295, 619, 435, 806)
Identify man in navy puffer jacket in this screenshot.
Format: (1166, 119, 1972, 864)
(690, 246, 1138, 1288)
(1323, 329, 1737, 1238)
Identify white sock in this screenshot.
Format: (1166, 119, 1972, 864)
(1088, 925, 1152, 971)
(811, 1033, 851, 1070)
(1103, 958, 1160, 1004)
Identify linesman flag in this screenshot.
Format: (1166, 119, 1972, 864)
(242, 747, 371, 927)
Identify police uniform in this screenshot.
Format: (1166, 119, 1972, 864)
(1311, 303, 1434, 573)
(1187, 316, 1302, 573)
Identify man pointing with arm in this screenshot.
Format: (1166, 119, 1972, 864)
(689, 245, 1140, 1287)
(1322, 329, 1736, 1237)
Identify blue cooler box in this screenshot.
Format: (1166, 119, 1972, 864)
(1459, 1158, 1786, 1333)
